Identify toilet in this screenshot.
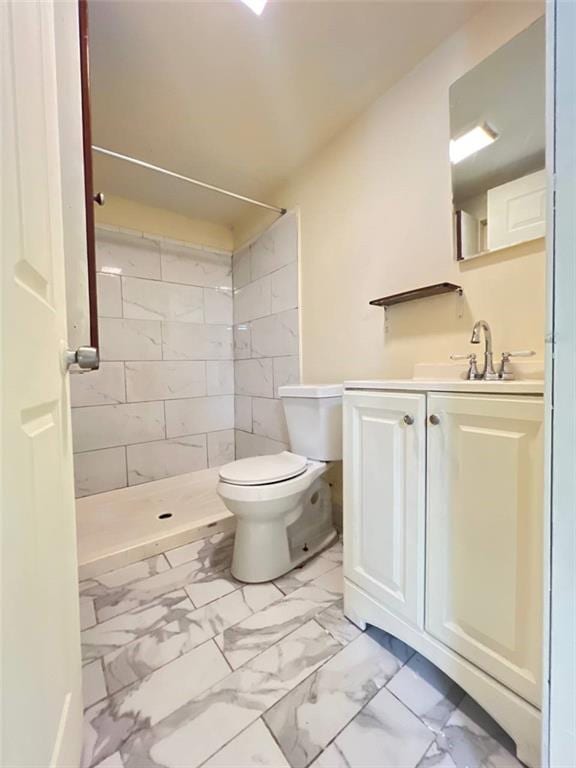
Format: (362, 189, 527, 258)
(217, 384, 342, 583)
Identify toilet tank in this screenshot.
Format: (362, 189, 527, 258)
(278, 384, 342, 461)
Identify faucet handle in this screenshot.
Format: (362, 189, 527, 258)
(450, 353, 479, 380)
(501, 350, 535, 359)
(499, 350, 535, 380)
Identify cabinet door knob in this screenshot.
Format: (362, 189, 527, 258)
(429, 414, 440, 425)
(93, 192, 105, 206)
(403, 414, 414, 425)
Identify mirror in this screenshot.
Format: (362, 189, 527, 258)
(450, 18, 545, 261)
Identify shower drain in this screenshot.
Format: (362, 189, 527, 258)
(157, 512, 173, 520)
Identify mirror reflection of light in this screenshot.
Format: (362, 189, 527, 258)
(240, 0, 268, 16)
(450, 125, 498, 165)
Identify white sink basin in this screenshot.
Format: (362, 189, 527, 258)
(343, 378, 544, 394)
(345, 360, 545, 395)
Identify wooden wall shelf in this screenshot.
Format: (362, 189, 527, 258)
(369, 282, 463, 308)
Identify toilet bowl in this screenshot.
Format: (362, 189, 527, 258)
(217, 385, 342, 583)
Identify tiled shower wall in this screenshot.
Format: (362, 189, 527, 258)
(71, 227, 234, 497)
(233, 212, 301, 458)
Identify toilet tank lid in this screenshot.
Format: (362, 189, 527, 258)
(278, 384, 342, 398)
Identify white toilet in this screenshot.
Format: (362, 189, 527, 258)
(217, 384, 342, 583)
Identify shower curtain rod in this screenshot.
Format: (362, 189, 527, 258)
(92, 146, 287, 216)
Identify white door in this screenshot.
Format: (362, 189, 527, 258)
(487, 169, 546, 251)
(426, 393, 544, 707)
(1, 2, 83, 766)
(343, 391, 426, 628)
(546, 1, 576, 765)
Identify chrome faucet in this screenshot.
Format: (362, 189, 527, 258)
(470, 320, 499, 380)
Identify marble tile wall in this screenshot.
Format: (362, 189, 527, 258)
(232, 212, 300, 459)
(71, 226, 235, 497)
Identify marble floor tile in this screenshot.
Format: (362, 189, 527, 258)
(187, 582, 282, 639)
(83, 639, 230, 767)
(310, 743, 348, 767)
(83, 659, 108, 710)
(417, 740, 458, 768)
(215, 582, 341, 670)
(81, 596, 97, 630)
(311, 566, 343, 595)
(103, 583, 281, 694)
(274, 556, 340, 595)
(81, 591, 193, 663)
(80, 555, 170, 597)
(90, 556, 230, 623)
(79, 537, 522, 768)
(387, 653, 465, 733)
(202, 720, 291, 768)
(185, 569, 241, 608)
(93, 752, 125, 768)
(317, 687, 434, 768)
(314, 600, 363, 646)
(319, 540, 343, 564)
(431, 696, 523, 768)
(365, 625, 415, 665)
(164, 532, 234, 569)
(120, 620, 341, 768)
(264, 628, 414, 767)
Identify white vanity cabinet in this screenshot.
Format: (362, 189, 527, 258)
(426, 393, 544, 706)
(343, 391, 426, 628)
(343, 383, 544, 768)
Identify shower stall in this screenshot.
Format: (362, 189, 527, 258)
(71, 211, 300, 577)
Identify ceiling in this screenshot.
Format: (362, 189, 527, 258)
(89, 0, 481, 227)
(451, 16, 545, 204)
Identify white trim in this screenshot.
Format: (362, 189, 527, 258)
(546, 1, 576, 765)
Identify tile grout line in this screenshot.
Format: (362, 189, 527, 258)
(293, 645, 421, 768)
(85, 596, 357, 762)
(81, 544, 345, 700)
(88, 611, 332, 765)
(122, 618, 336, 768)
(212, 578, 343, 673)
(83, 547, 236, 628)
(195, 718, 275, 768)
(85, 564, 339, 692)
(85, 635, 229, 764)
(260, 716, 292, 766)
(383, 672, 466, 747)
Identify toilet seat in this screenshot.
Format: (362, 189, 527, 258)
(219, 451, 308, 486)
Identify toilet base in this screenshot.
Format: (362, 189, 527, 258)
(230, 477, 336, 583)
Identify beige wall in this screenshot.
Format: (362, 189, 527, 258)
(96, 194, 234, 253)
(234, 2, 546, 382)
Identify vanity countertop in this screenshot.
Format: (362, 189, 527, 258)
(344, 379, 545, 395)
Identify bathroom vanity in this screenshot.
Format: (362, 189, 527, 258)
(343, 378, 544, 767)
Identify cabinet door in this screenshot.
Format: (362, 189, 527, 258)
(426, 394, 544, 706)
(344, 391, 426, 628)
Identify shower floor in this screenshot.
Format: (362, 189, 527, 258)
(80, 533, 524, 768)
(76, 468, 234, 580)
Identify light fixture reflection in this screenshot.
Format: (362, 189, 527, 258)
(450, 124, 498, 164)
(240, 0, 268, 16)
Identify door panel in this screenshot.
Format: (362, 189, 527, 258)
(1, 1, 83, 765)
(426, 394, 543, 706)
(487, 170, 546, 250)
(344, 391, 426, 628)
